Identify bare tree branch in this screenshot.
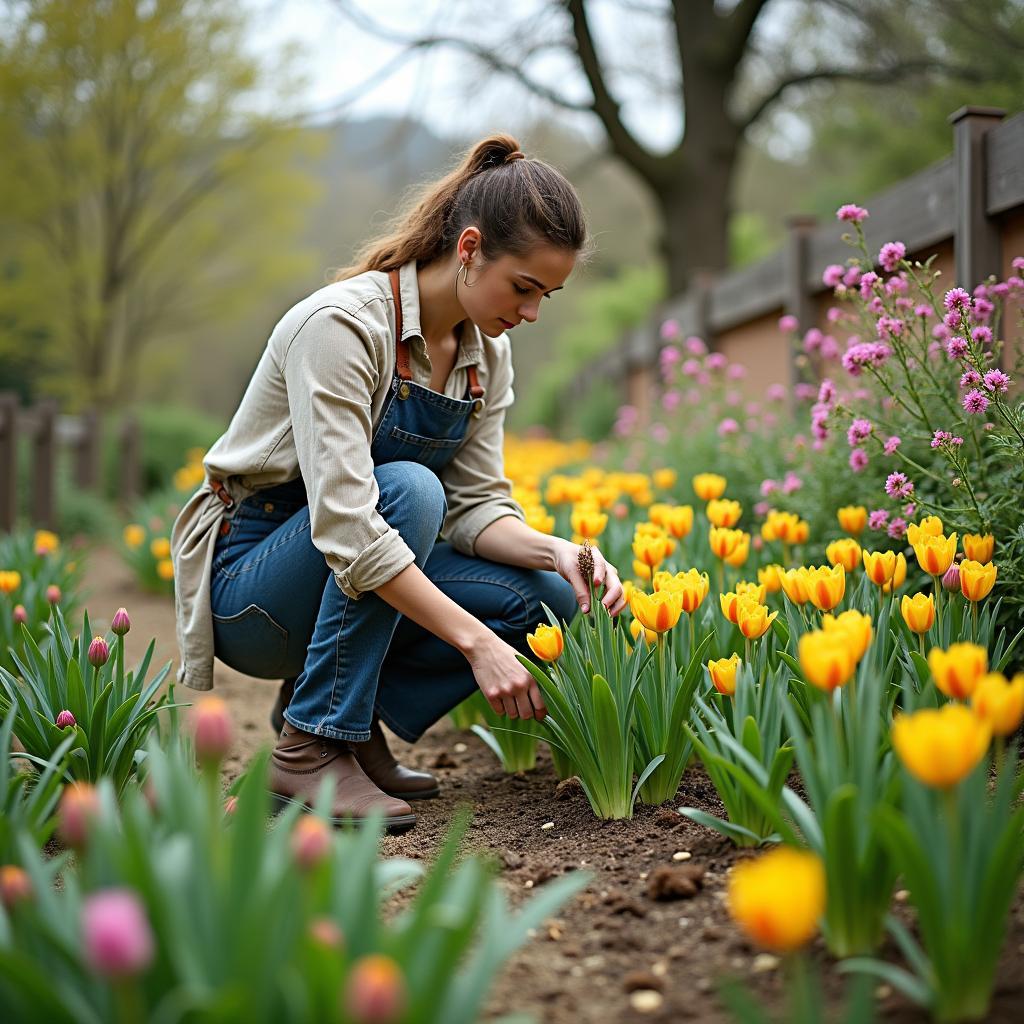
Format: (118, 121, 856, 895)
(719, 0, 774, 72)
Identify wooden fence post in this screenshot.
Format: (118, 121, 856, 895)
(31, 399, 58, 529)
(0, 392, 17, 533)
(72, 408, 101, 491)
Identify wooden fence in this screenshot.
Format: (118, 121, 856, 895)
(571, 106, 1024, 418)
(0, 392, 141, 532)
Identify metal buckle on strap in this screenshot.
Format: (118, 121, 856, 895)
(398, 382, 411, 400)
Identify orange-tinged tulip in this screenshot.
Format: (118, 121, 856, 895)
(524, 507, 555, 534)
(912, 532, 957, 577)
(826, 538, 861, 573)
(150, 537, 171, 560)
(736, 581, 767, 604)
(881, 552, 907, 594)
(0, 571, 20, 594)
(708, 654, 741, 696)
(0, 865, 32, 910)
(900, 592, 935, 634)
(34, 530, 59, 555)
(779, 567, 811, 605)
(907, 516, 944, 545)
(653, 468, 677, 490)
(971, 673, 1024, 736)
(805, 564, 846, 612)
(758, 564, 784, 593)
(631, 589, 683, 633)
(157, 559, 174, 581)
(191, 696, 233, 765)
(821, 610, 873, 662)
(633, 533, 672, 568)
(862, 549, 897, 587)
(664, 505, 694, 539)
(725, 533, 750, 568)
(693, 473, 727, 501)
(792, 520, 810, 545)
(720, 591, 742, 625)
(962, 533, 994, 563)
(630, 618, 659, 646)
(891, 705, 990, 788)
(655, 568, 709, 613)
(344, 954, 407, 1024)
(959, 560, 997, 602)
(647, 502, 672, 527)
(527, 623, 564, 662)
(736, 597, 777, 640)
(837, 505, 867, 536)
(798, 630, 856, 692)
(928, 643, 987, 700)
(707, 498, 742, 528)
(728, 847, 825, 952)
(709, 526, 744, 560)
(761, 510, 804, 544)
(633, 560, 653, 581)
(122, 524, 146, 549)
(570, 506, 608, 539)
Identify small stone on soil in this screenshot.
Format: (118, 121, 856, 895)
(630, 989, 664, 1013)
(751, 953, 779, 973)
(453, 742, 467, 753)
(672, 850, 692, 861)
(647, 864, 705, 901)
(541, 821, 555, 830)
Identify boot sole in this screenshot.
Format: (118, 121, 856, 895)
(391, 785, 440, 801)
(269, 792, 418, 835)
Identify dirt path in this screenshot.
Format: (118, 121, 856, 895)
(82, 546, 1023, 1024)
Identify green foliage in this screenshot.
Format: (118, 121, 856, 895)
(468, 692, 542, 774)
(119, 484, 187, 596)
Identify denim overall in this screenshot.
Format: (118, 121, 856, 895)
(209, 272, 576, 742)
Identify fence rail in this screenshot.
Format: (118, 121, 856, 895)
(0, 392, 141, 533)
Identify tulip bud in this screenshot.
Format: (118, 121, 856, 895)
(291, 815, 331, 871)
(82, 888, 155, 978)
(87, 636, 110, 668)
(110, 607, 131, 636)
(0, 865, 33, 910)
(46, 584, 62, 604)
(344, 954, 407, 1024)
(941, 562, 961, 592)
(12, 605, 27, 625)
(56, 709, 76, 729)
(59, 782, 101, 847)
(309, 916, 345, 949)
(190, 696, 233, 765)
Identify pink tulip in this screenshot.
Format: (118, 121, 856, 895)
(56, 709, 76, 729)
(111, 607, 131, 636)
(82, 889, 154, 978)
(942, 563, 961, 593)
(291, 815, 331, 871)
(12, 605, 27, 625)
(309, 916, 345, 949)
(190, 697, 233, 765)
(344, 955, 407, 1023)
(59, 782, 101, 848)
(87, 636, 110, 668)
(46, 585, 61, 604)
(0, 865, 32, 909)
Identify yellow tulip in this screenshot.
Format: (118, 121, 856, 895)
(654, 568, 709, 613)
(736, 581, 767, 604)
(821, 610, 873, 663)
(906, 516, 944, 546)
(692, 473, 727, 501)
(570, 506, 608, 539)
(891, 705, 990, 788)
(792, 520, 810, 545)
(725, 533, 750, 568)
(632, 560, 653, 581)
(647, 503, 672, 527)
(798, 630, 856, 692)
(736, 597, 777, 640)
(34, 530, 59, 555)
(959, 560, 997, 602)
(837, 505, 867, 536)
(633, 533, 671, 569)
(805, 564, 846, 612)
(150, 537, 172, 560)
(0, 571, 21, 594)
(881, 552, 907, 594)
(709, 526, 744, 560)
(971, 673, 1024, 736)
(862, 549, 897, 587)
(524, 507, 555, 534)
(630, 618, 659, 647)
(757, 564, 784, 593)
(633, 488, 654, 508)
(727, 847, 825, 952)
(708, 654, 741, 696)
(157, 559, 175, 581)
(123, 524, 146, 549)
(664, 505, 694, 539)
(707, 499, 742, 529)
(653, 468, 677, 490)
(761, 510, 804, 544)
(928, 643, 987, 700)
(900, 592, 935, 635)
(962, 533, 994, 563)
(630, 589, 684, 633)
(779, 567, 811, 605)
(526, 623, 564, 662)
(825, 538, 861, 573)
(720, 591, 742, 625)
(912, 532, 957, 577)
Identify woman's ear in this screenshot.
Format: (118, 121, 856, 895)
(457, 226, 483, 265)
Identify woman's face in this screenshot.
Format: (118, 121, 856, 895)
(459, 238, 576, 338)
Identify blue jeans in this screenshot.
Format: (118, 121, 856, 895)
(209, 462, 577, 742)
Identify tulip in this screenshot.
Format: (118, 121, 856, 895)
(761, 510, 804, 544)
(632, 533, 671, 569)
(757, 564, 784, 593)
(0, 571, 21, 594)
(647, 502, 672, 528)
(727, 847, 825, 952)
(59, 782, 101, 847)
(87, 636, 110, 668)
(798, 630, 856, 692)
(0, 865, 32, 910)
(692, 473, 727, 501)
(632, 559, 652, 581)
(912, 531, 957, 577)
(941, 562, 961, 593)
(880, 551, 907, 594)
(56, 709, 76, 729)
(190, 696, 234, 764)
(631, 589, 683, 633)
(82, 888, 155, 978)
(821, 610, 873, 663)
(779, 567, 811, 605)
(959, 560, 997, 602)
(706, 498, 742, 528)
(527, 623, 564, 661)
(720, 591, 742, 625)
(825, 538, 861, 573)
(707, 654, 740, 696)
(663, 504, 694, 539)
(906, 516, 944, 545)
(653, 468, 677, 490)
(709, 526, 744, 560)
(46, 584, 62, 604)
(524, 507, 555, 534)
(724, 534, 750, 567)
(900, 592, 935, 635)
(971, 673, 1024, 737)
(805, 564, 846, 612)
(962, 533, 994, 563)
(111, 607, 131, 636)
(309, 916, 345, 949)
(862, 549, 898, 587)
(654, 568, 709, 613)
(736, 581, 767, 604)
(157, 559, 175, 581)
(891, 705, 990, 788)
(150, 537, 172, 560)
(291, 814, 332, 871)
(344, 954, 407, 1024)
(736, 597, 777, 640)
(570, 506, 608, 539)
(792, 519, 810, 544)
(122, 524, 146, 548)
(837, 505, 867, 536)
(630, 618, 659, 646)
(12, 605, 27, 625)
(34, 529, 59, 555)
(928, 643, 987, 700)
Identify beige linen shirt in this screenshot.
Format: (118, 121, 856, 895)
(170, 260, 524, 691)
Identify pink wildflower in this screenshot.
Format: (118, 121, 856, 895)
(727, 363, 747, 380)
(660, 319, 681, 340)
(778, 315, 799, 333)
(885, 472, 914, 499)
(803, 328, 823, 352)
(859, 271, 880, 298)
(868, 509, 889, 531)
(661, 390, 682, 412)
(960, 369, 982, 389)
(972, 297, 994, 322)
(849, 449, 869, 473)
(983, 369, 1011, 393)
(878, 242, 906, 272)
(717, 418, 739, 438)
(837, 204, 868, 223)
(766, 383, 787, 402)
(823, 264, 845, 287)
(945, 336, 968, 360)
(914, 304, 932, 318)
(962, 389, 990, 415)
(826, 306, 844, 323)
(82, 889, 154, 978)
(883, 435, 901, 455)
(943, 287, 971, 312)
(887, 518, 908, 540)
(707, 352, 727, 371)
(685, 335, 707, 355)
(847, 418, 873, 446)
(971, 325, 992, 346)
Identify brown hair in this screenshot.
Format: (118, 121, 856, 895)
(334, 133, 587, 280)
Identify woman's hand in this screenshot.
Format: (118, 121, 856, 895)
(464, 631, 547, 720)
(551, 538, 628, 617)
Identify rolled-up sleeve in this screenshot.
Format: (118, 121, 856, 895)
(440, 338, 525, 555)
(283, 306, 415, 598)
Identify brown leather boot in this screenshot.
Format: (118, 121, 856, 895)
(353, 718, 440, 800)
(269, 723, 417, 834)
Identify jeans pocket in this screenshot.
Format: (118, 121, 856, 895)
(211, 604, 289, 679)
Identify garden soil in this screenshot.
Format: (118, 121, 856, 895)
(86, 546, 1024, 1024)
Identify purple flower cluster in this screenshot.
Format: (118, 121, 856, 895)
(823, 264, 845, 288)
(868, 508, 889, 531)
(842, 341, 891, 376)
(983, 369, 1011, 393)
(945, 336, 968, 360)
(837, 204, 869, 224)
(849, 449, 868, 473)
(960, 369, 982, 389)
(888, 517, 908, 540)
(859, 271, 880, 298)
(971, 325, 992, 346)
(883, 435, 901, 455)
(885, 472, 914, 499)
(962, 389, 990, 415)
(846, 418, 873, 447)
(944, 287, 971, 312)
(878, 242, 906, 273)
(931, 430, 964, 449)
(876, 315, 904, 338)
(778, 314, 799, 333)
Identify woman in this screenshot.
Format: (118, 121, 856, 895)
(171, 134, 627, 833)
